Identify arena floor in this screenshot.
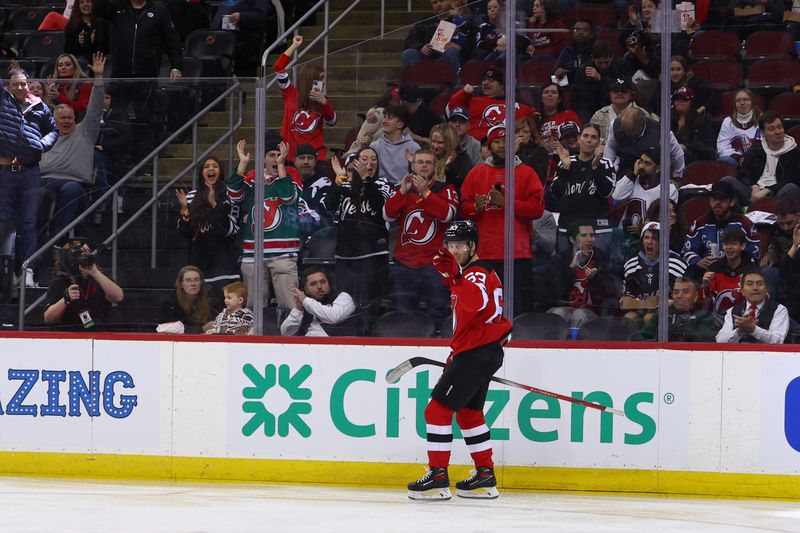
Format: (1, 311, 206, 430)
(2, 476, 798, 532)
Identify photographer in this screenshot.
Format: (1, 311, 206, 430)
(44, 241, 124, 330)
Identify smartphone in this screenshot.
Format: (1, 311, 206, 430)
(311, 80, 325, 93)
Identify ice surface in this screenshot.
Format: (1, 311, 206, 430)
(1, 476, 798, 532)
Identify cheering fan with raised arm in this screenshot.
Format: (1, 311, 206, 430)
(406, 220, 512, 501)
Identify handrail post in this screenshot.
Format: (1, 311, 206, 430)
(323, 1, 329, 75)
(192, 121, 199, 190)
(151, 156, 158, 270)
(503, 0, 517, 320)
(381, 0, 385, 38)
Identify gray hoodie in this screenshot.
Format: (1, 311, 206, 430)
(370, 132, 420, 186)
(40, 82, 105, 185)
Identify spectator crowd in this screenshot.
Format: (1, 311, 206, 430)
(2, 0, 800, 343)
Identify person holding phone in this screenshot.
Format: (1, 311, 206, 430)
(274, 35, 337, 161)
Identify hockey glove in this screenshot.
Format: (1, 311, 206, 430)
(432, 247, 460, 285)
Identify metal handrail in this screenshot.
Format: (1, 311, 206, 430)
(18, 79, 243, 330)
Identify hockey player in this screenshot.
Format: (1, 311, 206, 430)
(406, 220, 513, 501)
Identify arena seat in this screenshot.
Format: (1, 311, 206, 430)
(682, 160, 737, 187)
(373, 310, 435, 338)
(517, 59, 556, 92)
(563, 5, 617, 28)
(301, 226, 337, 266)
(747, 59, 800, 97)
(458, 60, 501, 86)
(400, 60, 457, 90)
(185, 30, 236, 77)
(6, 6, 50, 32)
(749, 197, 779, 214)
(21, 31, 64, 61)
(787, 126, 800, 146)
(577, 316, 639, 341)
(768, 92, 800, 128)
(691, 60, 743, 92)
(743, 31, 794, 63)
(689, 30, 742, 62)
(679, 196, 711, 230)
(512, 312, 569, 340)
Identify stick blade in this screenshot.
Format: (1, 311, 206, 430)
(385, 360, 414, 384)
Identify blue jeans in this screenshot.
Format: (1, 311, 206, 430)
(401, 47, 462, 72)
(389, 262, 451, 329)
(41, 178, 87, 238)
(0, 166, 41, 263)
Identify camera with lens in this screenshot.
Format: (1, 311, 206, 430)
(55, 240, 96, 277)
(626, 31, 644, 47)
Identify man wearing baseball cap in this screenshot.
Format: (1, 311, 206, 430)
(589, 77, 649, 140)
(459, 123, 544, 313)
(446, 67, 536, 141)
(683, 180, 760, 275)
(447, 107, 482, 166)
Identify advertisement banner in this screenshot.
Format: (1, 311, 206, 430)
(759, 354, 800, 474)
(0, 338, 161, 453)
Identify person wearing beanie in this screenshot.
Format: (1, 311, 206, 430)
(459, 123, 545, 313)
(446, 67, 536, 142)
(227, 134, 302, 312)
(612, 146, 678, 238)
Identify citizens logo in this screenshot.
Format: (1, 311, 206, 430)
(242, 364, 312, 437)
(784, 377, 800, 452)
(239, 366, 657, 444)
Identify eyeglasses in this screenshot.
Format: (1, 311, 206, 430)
(182, 278, 201, 284)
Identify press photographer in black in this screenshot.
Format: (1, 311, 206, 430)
(43, 241, 124, 330)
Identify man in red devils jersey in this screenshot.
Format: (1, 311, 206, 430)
(407, 220, 512, 501)
(383, 149, 459, 333)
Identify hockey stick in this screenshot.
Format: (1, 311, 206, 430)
(386, 356, 625, 417)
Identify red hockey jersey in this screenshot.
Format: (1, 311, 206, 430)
(459, 160, 544, 260)
(383, 181, 459, 268)
(450, 261, 513, 356)
(446, 89, 536, 141)
(274, 54, 336, 161)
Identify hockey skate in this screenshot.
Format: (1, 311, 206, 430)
(407, 467, 451, 500)
(455, 467, 499, 499)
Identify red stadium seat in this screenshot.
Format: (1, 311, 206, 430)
(788, 126, 800, 146)
(595, 29, 624, 57)
(691, 60, 743, 91)
(429, 89, 455, 120)
(563, 5, 617, 29)
(400, 60, 457, 90)
(517, 59, 556, 91)
(743, 31, 794, 63)
(458, 60, 501, 87)
(769, 92, 800, 127)
(680, 196, 711, 230)
(747, 59, 800, 95)
(749, 197, 779, 214)
(689, 30, 742, 61)
(682, 160, 737, 187)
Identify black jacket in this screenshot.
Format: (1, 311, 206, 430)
(738, 143, 800, 193)
(96, 0, 183, 76)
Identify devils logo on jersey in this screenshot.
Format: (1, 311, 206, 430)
(292, 110, 321, 135)
(252, 197, 283, 233)
(714, 287, 742, 316)
(481, 104, 506, 128)
(401, 209, 437, 246)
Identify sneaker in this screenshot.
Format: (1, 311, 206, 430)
(407, 467, 451, 501)
(24, 268, 36, 288)
(455, 467, 499, 499)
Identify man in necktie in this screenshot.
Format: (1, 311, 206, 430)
(716, 271, 789, 344)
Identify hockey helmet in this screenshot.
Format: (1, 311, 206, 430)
(444, 220, 479, 247)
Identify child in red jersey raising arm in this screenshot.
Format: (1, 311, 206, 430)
(407, 220, 513, 501)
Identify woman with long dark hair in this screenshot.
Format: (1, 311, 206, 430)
(64, 0, 110, 61)
(326, 147, 392, 312)
(175, 158, 240, 302)
(670, 87, 715, 165)
(158, 266, 214, 334)
(273, 35, 337, 161)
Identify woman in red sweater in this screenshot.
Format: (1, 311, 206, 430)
(46, 53, 92, 117)
(273, 35, 337, 161)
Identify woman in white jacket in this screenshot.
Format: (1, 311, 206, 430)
(716, 88, 762, 168)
